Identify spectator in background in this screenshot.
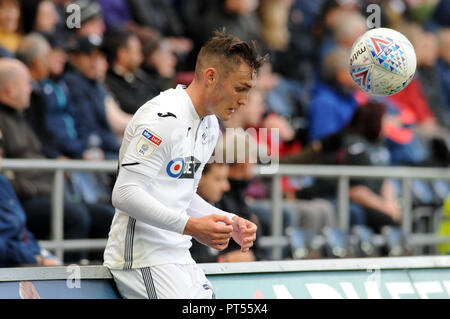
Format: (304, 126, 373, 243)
(98, 0, 134, 31)
(388, 24, 443, 135)
(178, 0, 217, 71)
(433, 0, 450, 28)
(413, 25, 449, 129)
(18, 32, 115, 236)
(0, 127, 61, 267)
(102, 29, 158, 115)
(312, 101, 401, 233)
(212, 131, 262, 262)
(344, 102, 401, 230)
(72, 0, 105, 38)
(307, 46, 359, 142)
(14, 33, 58, 159)
(190, 161, 231, 263)
(181, 0, 264, 77)
(63, 34, 121, 159)
(17, 32, 101, 162)
(18, 34, 115, 260)
(127, 0, 185, 37)
(20, 0, 59, 35)
(43, 31, 68, 78)
(97, 0, 185, 73)
(267, 0, 322, 85)
(258, 0, 292, 53)
(0, 0, 20, 55)
(222, 85, 296, 159)
(127, 0, 193, 57)
(198, 0, 263, 49)
(314, 0, 360, 63)
(140, 33, 178, 92)
(0, 58, 93, 261)
(436, 27, 450, 130)
(333, 10, 367, 50)
(385, 23, 449, 166)
(95, 45, 132, 142)
(257, 61, 309, 147)
(222, 89, 336, 256)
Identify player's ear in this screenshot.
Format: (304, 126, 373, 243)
(204, 67, 218, 87)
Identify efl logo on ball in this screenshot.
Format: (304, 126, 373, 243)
(349, 27, 416, 96)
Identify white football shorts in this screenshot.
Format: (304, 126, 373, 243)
(110, 263, 215, 299)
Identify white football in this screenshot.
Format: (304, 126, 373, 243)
(349, 27, 417, 96)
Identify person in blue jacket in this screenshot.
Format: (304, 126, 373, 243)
(0, 129, 60, 267)
(307, 46, 359, 142)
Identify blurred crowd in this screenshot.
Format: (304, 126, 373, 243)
(0, 0, 448, 267)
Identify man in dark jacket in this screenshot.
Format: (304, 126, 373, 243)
(63, 35, 120, 158)
(103, 29, 159, 115)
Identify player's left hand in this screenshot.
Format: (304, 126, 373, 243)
(231, 216, 257, 253)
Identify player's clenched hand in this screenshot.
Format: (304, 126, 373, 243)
(231, 216, 257, 253)
(183, 214, 233, 251)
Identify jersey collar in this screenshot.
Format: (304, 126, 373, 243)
(176, 84, 200, 121)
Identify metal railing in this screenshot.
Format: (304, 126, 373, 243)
(2, 159, 449, 261)
(258, 164, 450, 259)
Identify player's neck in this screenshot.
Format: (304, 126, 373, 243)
(185, 80, 207, 119)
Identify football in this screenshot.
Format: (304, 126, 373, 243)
(349, 27, 417, 96)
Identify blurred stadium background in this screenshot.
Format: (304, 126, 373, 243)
(0, 0, 449, 299)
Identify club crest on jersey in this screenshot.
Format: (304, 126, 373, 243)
(166, 156, 201, 179)
(136, 129, 162, 157)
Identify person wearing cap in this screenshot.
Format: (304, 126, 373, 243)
(63, 34, 121, 159)
(72, 0, 105, 38)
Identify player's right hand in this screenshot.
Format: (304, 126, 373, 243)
(183, 214, 233, 251)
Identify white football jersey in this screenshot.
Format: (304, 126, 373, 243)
(104, 85, 220, 269)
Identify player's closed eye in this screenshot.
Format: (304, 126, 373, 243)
(235, 87, 247, 93)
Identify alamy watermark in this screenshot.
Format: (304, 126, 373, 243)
(166, 124, 280, 175)
(366, 4, 381, 29)
(66, 264, 81, 289)
(66, 4, 81, 29)
(209, 127, 280, 175)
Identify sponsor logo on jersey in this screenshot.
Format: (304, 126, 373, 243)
(157, 112, 177, 118)
(166, 157, 185, 178)
(166, 156, 201, 179)
(142, 129, 162, 146)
